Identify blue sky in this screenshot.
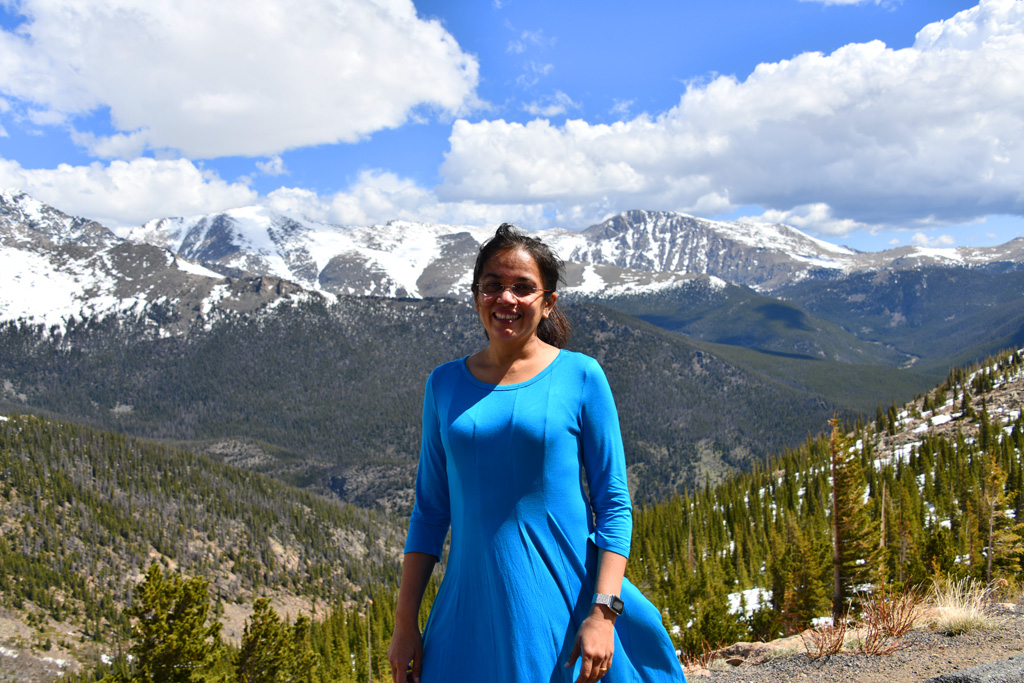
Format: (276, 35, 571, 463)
(0, 0, 1021, 253)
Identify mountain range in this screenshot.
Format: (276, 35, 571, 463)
(2, 188, 1023, 501)
(124, 203, 1024, 298)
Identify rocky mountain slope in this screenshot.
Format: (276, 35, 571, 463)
(124, 204, 1024, 297)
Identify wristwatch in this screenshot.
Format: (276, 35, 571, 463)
(592, 593, 624, 616)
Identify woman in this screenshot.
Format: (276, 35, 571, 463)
(388, 224, 685, 683)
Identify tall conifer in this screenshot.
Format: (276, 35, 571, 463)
(828, 419, 881, 620)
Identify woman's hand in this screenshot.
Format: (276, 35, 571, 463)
(565, 604, 616, 683)
(387, 620, 424, 683)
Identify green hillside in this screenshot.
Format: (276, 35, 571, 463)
(627, 347, 1024, 657)
(0, 296, 857, 501)
(0, 414, 402, 667)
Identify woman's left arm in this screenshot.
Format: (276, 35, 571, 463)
(567, 359, 634, 683)
(565, 548, 626, 683)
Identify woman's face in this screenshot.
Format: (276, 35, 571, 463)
(474, 248, 557, 345)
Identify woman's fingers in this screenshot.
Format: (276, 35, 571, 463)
(570, 614, 616, 683)
(387, 624, 423, 683)
(575, 655, 613, 683)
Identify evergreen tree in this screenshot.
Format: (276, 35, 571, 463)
(780, 517, 830, 633)
(236, 598, 288, 683)
(828, 419, 881, 620)
(981, 455, 1024, 581)
(125, 564, 222, 683)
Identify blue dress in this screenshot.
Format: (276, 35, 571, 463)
(405, 350, 685, 683)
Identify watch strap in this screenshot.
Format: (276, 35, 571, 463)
(592, 593, 624, 615)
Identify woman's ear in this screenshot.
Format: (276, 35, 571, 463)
(543, 291, 558, 318)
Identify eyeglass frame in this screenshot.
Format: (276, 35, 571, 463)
(472, 281, 554, 300)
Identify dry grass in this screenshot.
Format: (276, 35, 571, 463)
(801, 617, 849, 658)
(926, 577, 1002, 636)
(681, 641, 725, 672)
(853, 586, 924, 655)
(802, 586, 926, 658)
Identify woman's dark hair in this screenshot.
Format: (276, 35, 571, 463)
(473, 223, 571, 348)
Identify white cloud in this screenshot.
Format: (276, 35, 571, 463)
(507, 28, 554, 55)
(0, 0, 479, 158)
(516, 62, 554, 88)
(748, 203, 872, 236)
(71, 130, 149, 159)
(256, 156, 287, 177)
(911, 232, 956, 247)
(267, 170, 547, 228)
(523, 91, 579, 117)
(439, 0, 1024, 237)
(610, 99, 634, 118)
(0, 157, 257, 228)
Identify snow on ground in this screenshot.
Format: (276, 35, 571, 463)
(570, 264, 607, 295)
(727, 588, 772, 618)
(0, 247, 148, 331)
(174, 257, 223, 279)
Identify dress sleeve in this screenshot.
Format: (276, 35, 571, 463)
(579, 357, 633, 558)
(404, 370, 451, 557)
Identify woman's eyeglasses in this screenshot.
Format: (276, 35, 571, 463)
(473, 282, 552, 300)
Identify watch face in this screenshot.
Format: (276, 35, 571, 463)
(611, 596, 624, 614)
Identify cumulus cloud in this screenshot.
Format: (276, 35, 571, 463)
(256, 156, 287, 177)
(0, 157, 257, 229)
(0, 0, 479, 158)
(267, 170, 547, 228)
(749, 203, 873, 236)
(439, 0, 1024, 237)
(911, 232, 956, 247)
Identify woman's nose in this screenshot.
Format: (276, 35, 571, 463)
(498, 286, 518, 303)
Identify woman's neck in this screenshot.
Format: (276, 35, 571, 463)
(468, 338, 559, 385)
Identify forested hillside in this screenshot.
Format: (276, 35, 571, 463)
(0, 296, 874, 502)
(627, 347, 1024, 657)
(0, 414, 403, 676)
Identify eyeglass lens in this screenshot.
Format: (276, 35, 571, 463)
(478, 282, 538, 297)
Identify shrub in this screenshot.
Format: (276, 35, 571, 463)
(854, 586, 924, 655)
(801, 616, 848, 658)
(927, 577, 1001, 636)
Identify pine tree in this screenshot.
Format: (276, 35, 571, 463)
(981, 455, 1024, 581)
(236, 598, 288, 683)
(780, 517, 829, 633)
(125, 563, 222, 683)
(828, 419, 881, 620)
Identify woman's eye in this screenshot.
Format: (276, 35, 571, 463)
(480, 282, 504, 294)
(511, 284, 536, 296)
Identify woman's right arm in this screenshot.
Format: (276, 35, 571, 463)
(390, 372, 450, 683)
(388, 551, 437, 683)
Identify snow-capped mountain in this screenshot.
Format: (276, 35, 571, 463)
(0, 189, 315, 333)
(125, 205, 1024, 298)
(5, 189, 1024, 344)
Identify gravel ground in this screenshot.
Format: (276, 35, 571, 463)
(688, 604, 1024, 683)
